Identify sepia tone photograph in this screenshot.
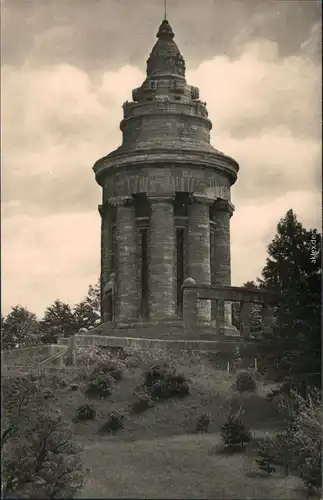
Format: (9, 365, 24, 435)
(1, 0, 321, 498)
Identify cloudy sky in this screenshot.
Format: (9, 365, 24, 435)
(2, 0, 321, 317)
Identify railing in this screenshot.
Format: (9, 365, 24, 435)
(182, 281, 279, 338)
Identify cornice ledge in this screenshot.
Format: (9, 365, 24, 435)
(94, 148, 239, 173)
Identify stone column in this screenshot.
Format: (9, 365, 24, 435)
(147, 194, 176, 319)
(187, 193, 213, 325)
(211, 199, 236, 334)
(111, 196, 139, 321)
(211, 199, 234, 286)
(99, 204, 111, 319)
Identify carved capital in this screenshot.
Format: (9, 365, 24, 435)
(108, 196, 133, 208)
(214, 199, 235, 216)
(147, 193, 175, 204)
(190, 193, 216, 206)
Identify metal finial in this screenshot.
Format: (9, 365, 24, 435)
(164, 0, 167, 20)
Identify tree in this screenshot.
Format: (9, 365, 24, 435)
(258, 209, 321, 387)
(40, 300, 75, 343)
(85, 279, 101, 318)
(2, 375, 85, 498)
(220, 407, 252, 450)
(73, 300, 100, 331)
(1, 306, 40, 350)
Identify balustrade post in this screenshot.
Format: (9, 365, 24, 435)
(240, 301, 251, 338)
(216, 299, 225, 336)
(182, 279, 198, 336)
(262, 302, 274, 336)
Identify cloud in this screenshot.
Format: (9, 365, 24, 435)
(2, 13, 321, 316)
(2, 212, 100, 315)
(231, 189, 321, 286)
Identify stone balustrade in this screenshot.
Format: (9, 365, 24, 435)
(182, 280, 278, 337)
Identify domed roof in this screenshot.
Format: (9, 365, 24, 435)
(146, 19, 186, 78)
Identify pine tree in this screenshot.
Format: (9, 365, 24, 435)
(73, 300, 100, 331)
(40, 300, 75, 343)
(220, 408, 252, 450)
(258, 209, 321, 387)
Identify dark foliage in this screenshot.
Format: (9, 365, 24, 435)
(90, 361, 123, 382)
(85, 372, 114, 398)
(220, 408, 252, 450)
(235, 371, 257, 393)
(75, 404, 96, 422)
(195, 412, 211, 433)
(100, 411, 125, 434)
(143, 363, 189, 401)
(258, 210, 321, 389)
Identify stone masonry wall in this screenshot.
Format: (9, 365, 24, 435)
(103, 165, 231, 204)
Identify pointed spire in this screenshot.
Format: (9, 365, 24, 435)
(146, 19, 185, 78)
(156, 19, 174, 39)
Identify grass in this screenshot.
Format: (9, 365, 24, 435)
(80, 433, 304, 499)
(7, 348, 313, 499)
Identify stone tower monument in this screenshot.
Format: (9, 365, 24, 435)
(93, 19, 239, 336)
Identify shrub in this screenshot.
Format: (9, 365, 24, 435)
(195, 412, 211, 433)
(144, 363, 172, 388)
(85, 372, 114, 398)
(235, 371, 257, 393)
(2, 376, 85, 499)
(131, 394, 154, 413)
(75, 404, 96, 422)
(284, 391, 322, 494)
(90, 361, 123, 382)
(144, 363, 190, 400)
(220, 407, 252, 450)
(100, 411, 125, 433)
(255, 436, 278, 476)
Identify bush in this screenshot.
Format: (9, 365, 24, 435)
(284, 391, 322, 494)
(144, 363, 172, 388)
(85, 372, 114, 398)
(255, 436, 278, 476)
(131, 394, 154, 413)
(75, 404, 96, 422)
(220, 408, 252, 450)
(195, 412, 210, 433)
(2, 376, 85, 499)
(144, 363, 190, 401)
(100, 411, 125, 433)
(235, 371, 257, 393)
(90, 361, 123, 382)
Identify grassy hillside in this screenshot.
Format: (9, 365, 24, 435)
(3, 346, 312, 499)
(39, 346, 307, 499)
